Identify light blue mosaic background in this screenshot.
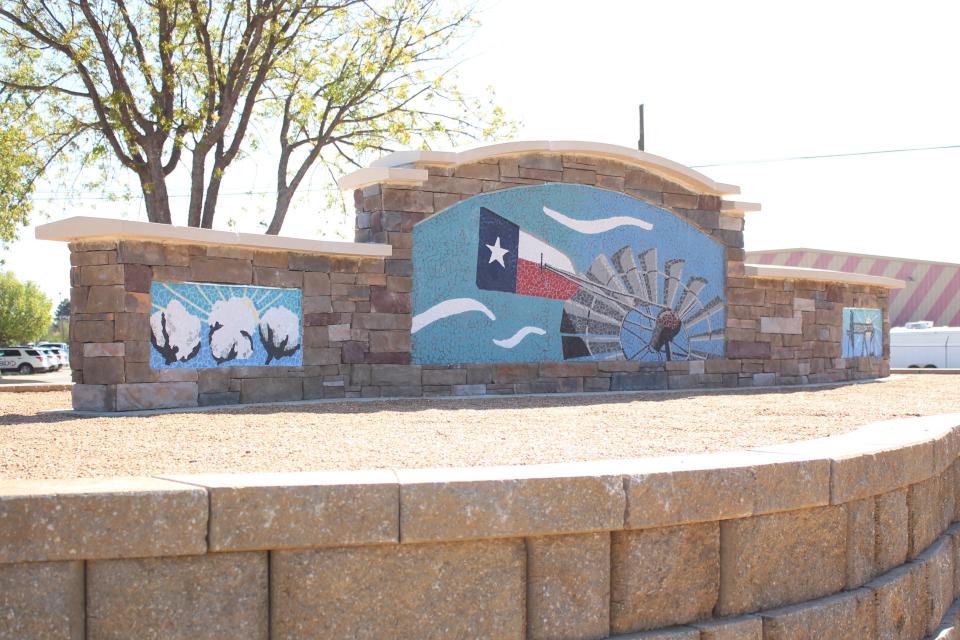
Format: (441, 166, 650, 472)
(842, 307, 883, 358)
(150, 281, 302, 369)
(412, 183, 726, 364)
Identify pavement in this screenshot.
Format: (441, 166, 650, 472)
(0, 368, 72, 390)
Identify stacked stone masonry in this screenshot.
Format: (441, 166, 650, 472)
(2, 413, 960, 638)
(65, 150, 891, 411)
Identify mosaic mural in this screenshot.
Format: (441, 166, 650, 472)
(149, 281, 302, 369)
(412, 183, 726, 364)
(842, 307, 883, 358)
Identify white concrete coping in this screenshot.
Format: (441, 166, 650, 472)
(744, 263, 905, 289)
(721, 200, 762, 215)
(35, 216, 392, 258)
(338, 140, 741, 196)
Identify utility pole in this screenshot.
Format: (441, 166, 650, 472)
(638, 104, 645, 151)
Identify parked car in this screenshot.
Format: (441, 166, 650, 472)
(39, 347, 65, 370)
(0, 347, 53, 374)
(890, 324, 960, 368)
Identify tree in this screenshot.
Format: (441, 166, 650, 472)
(55, 297, 70, 319)
(0, 1, 511, 234)
(0, 272, 52, 344)
(0, 85, 43, 246)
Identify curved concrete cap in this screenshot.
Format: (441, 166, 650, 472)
(36, 216, 392, 258)
(744, 263, 905, 289)
(339, 140, 741, 196)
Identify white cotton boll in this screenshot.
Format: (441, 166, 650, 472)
(208, 297, 259, 364)
(150, 299, 202, 364)
(259, 306, 301, 364)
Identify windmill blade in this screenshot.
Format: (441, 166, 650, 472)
(683, 296, 723, 329)
(563, 295, 624, 329)
(587, 254, 628, 294)
(662, 259, 685, 309)
(611, 246, 644, 302)
(676, 277, 708, 318)
(686, 349, 714, 360)
(637, 248, 659, 305)
(687, 329, 725, 342)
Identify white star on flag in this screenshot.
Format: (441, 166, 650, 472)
(486, 236, 509, 267)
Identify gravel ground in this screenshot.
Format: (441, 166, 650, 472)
(1, 375, 958, 481)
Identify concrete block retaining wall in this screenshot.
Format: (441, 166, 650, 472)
(44, 144, 898, 411)
(3, 412, 960, 638)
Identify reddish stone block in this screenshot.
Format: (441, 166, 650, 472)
(123, 264, 152, 293)
(727, 341, 771, 359)
(371, 287, 412, 314)
(366, 352, 412, 365)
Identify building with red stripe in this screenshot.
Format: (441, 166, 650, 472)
(746, 248, 960, 327)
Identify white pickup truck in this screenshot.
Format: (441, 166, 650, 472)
(890, 322, 960, 369)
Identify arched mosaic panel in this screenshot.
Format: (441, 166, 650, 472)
(412, 183, 726, 364)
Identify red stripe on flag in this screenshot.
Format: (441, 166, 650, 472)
(894, 265, 945, 326)
(757, 253, 777, 264)
(516, 259, 579, 300)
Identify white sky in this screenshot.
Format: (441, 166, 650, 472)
(4, 0, 959, 302)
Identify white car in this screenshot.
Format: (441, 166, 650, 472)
(0, 347, 53, 374)
(40, 348, 65, 370)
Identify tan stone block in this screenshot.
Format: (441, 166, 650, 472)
(621, 450, 829, 529)
(526, 532, 610, 640)
(189, 256, 252, 284)
(759, 431, 934, 504)
(760, 315, 803, 334)
(454, 162, 500, 180)
(0, 477, 206, 563)
(164, 470, 398, 552)
(87, 552, 267, 640)
(397, 463, 624, 542)
(876, 488, 909, 573)
(610, 522, 719, 633)
(614, 628, 700, 640)
(83, 342, 125, 357)
(867, 561, 927, 640)
(271, 539, 525, 639)
(949, 523, 960, 598)
(918, 536, 956, 636)
(692, 615, 762, 639)
(71, 384, 114, 411)
(115, 381, 198, 411)
(0, 560, 84, 640)
(760, 587, 876, 640)
(80, 263, 125, 286)
(716, 506, 846, 616)
(85, 285, 126, 313)
(846, 496, 877, 588)
(910, 475, 944, 559)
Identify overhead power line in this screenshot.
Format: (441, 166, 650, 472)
(690, 143, 960, 168)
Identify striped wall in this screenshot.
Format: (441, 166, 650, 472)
(746, 248, 960, 327)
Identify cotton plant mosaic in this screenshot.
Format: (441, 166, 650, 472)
(149, 281, 302, 368)
(842, 307, 883, 358)
(412, 183, 727, 365)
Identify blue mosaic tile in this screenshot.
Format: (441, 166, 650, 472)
(149, 281, 302, 369)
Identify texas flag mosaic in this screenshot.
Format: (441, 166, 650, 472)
(475, 207, 579, 300)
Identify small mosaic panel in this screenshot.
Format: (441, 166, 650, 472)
(149, 281, 302, 369)
(412, 183, 726, 365)
(842, 307, 883, 358)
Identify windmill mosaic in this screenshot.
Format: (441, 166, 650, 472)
(411, 183, 726, 364)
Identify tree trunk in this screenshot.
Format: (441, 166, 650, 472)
(138, 169, 172, 224)
(266, 190, 293, 235)
(200, 171, 223, 229)
(186, 145, 209, 227)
